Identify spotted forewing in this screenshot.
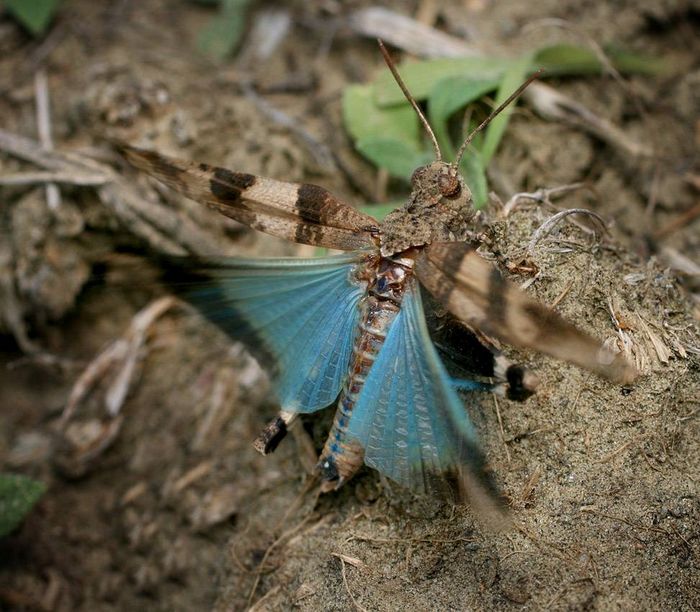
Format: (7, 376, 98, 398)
(118, 144, 379, 251)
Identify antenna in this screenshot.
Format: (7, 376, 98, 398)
(377, 39, 442, 161)
(454, 69, 542, 166)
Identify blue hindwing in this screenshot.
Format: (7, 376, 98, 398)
(346, 279, 500, 499)
(180, 253, 367, 413)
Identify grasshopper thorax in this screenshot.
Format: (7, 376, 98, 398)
(379, 161, 475, 257)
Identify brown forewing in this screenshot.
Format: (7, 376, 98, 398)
(118, 144, 379, 251)
(415, 242, 637, 384)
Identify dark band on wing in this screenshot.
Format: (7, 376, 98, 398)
(296, 183, 330, 223)
(294, 183, 381, 239)
(420, 259, 453, 305)
(210, 167, 256, 204)
(522, 302, 578, 344)
(437, 241, 472, 279)
(293, 183, 335, 246)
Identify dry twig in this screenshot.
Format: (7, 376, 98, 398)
(596, 433, 651, 463)
(332, 553, 368, 612)
(653, 201, 700, 240)
(516, 465, 542, 508)
(523, 83, 653, 158)
(522, 18, 646, 118)
(550, 278, 576, 309)
(34, 69, 61, 211)
(60, 296, 179, 426)
(247, 514, 319, 607)
(345, 533, 476, 545)
(502, 182, 591, 216)
(492, 395, 511, 463)
(347, 6, 480, 58)
(0, 128, 238, 256)
(248, 585, 281, 612)
(527, 208, 608, 256)
(0, 170, 107, 186)
(240, 82, 336, 171)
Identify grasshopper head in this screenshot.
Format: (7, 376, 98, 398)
(373, 40, 537, 257)
(379, 161, 475, 256)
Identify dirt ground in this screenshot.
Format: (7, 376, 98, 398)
(0, 1, 698, 610)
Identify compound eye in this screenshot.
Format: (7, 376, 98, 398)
(411, 166, 427, 187)
(438, 173, 461, 199)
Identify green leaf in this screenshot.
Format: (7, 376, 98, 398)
(535, 43, 666, 76)
(535, 43, 608, 75)
(0, 473, 46, 537)
(5, 0, 61, 35)
(481, 53, 532, 164)
(342, 85, 419, 148)
(460, 146, 488, 209)
(428, 76, 499, 158)
(373, 46, 666, 107)
(197, 0, 252, 60)
(602, 46, 667, 75)
(374, 57, 516, 106)
(356, 137, 432, 180)
(357, 201, 403, 221)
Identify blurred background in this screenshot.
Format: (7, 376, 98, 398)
(0, 1, 698, 610)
